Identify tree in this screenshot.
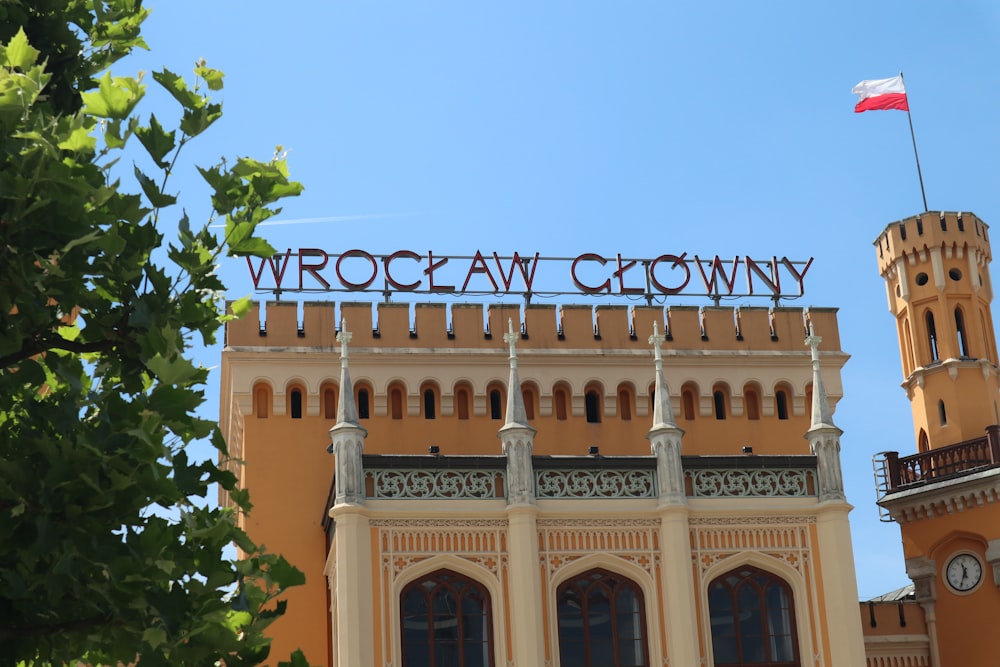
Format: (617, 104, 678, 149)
(0, 1, 310, 664)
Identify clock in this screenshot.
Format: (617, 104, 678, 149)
(945, 553, 983, 592)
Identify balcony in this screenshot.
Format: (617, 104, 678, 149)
(873, 426, 1000, 508)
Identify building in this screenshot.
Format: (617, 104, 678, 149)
(867, 211, 1000, 667)
(218, 211, 1000, 666)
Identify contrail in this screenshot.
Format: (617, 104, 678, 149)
(211, 213, 408, 228)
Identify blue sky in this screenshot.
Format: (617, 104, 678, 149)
(124, 1, 1000, 598)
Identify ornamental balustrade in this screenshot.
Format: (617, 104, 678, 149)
(878, 426, 1000, 493)
(344, 454, 819, 501)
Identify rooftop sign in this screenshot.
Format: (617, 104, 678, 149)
(246, 249, 814, 303)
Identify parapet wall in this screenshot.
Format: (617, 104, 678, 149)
(875, 211, 991, 275)
(226, 301, 841, 353)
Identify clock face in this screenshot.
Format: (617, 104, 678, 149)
(945, 553, 983, 592)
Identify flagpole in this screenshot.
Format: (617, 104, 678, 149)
(900, 71, 928, 211)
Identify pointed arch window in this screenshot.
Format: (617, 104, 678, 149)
(556, 569, 649, 667)
(708, 566, 800, 667)
(400, 570, 494, 667)
(955, 308, 970, 357)
(919, 429, 929, 453)
(926, 311, 939, 362)
(938, 400, 947, 426)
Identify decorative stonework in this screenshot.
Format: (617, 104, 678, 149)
(686, 468, 814, 497)
(690, 517, 814, 577)
(377, 520, 510, 581)
(366, 468, 503, 499)
(535, 468, 656, 498)
(538, 519, 661, 580)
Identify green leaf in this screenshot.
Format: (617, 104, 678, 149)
(142, 626, 168, 650)
(135, 166, 177, 207)
(134, 114, 176, 168)
(268, 556, 306, 589)
(195, 63, 225, 91)
(3, 28, 40, 69)
(81, 71, 145, 119)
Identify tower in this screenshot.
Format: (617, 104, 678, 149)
(874, 211, 1000, 667)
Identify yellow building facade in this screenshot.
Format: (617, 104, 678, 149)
(219, 210, 1000, 666)
(222, 293, 868, 665)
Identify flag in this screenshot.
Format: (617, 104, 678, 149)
(852, 75, 908, 113)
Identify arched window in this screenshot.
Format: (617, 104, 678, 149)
(955, 308, 970, 357)
(556, 569, 649, 667)
(253, 382, 271, 419)
(903, 318, 914, 374)
(288, 386, 304, 419)
(322, 383, 337, 420)
(708, 566, 799, 667)
(744, 387, 761, 421)
(713, 385, 729, 420)
(554, 385, 570, 421)
(489, 388, 503, 420)
(357, 386, 371, 420)
(938, 400, 947, 426)
(522, 385, 537, 421)
(926, 311, 939, 362)
(775, 389, 789, 421)
(422, 386, 437, 420)
(400, 570, 494, 667)
(455, 385, 471, 420)
(617, 385, 633, 421)
(389, 384, 405, 420)
(585, 389, 602, 424)
(919, 429, 929, 453)
(681, 384, 697, 421)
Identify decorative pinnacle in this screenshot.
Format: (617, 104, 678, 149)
(648, 320, 666, 368)
(337, 318, 352, 365)
(804, 321, 835, 428)
(503, 318, 519, 365)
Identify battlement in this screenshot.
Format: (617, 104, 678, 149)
(874, 211, 991, 275)
(225, 301, 841, 352)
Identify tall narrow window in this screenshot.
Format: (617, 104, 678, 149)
(708, 566, 799, 667)
(390, 386, 404, 420)
(357, 388, 370, 419)
(253, 383, 271, 419)
(322, 384, 337, 420)
(401, 570, 494, 667)
(556, 569, 649, 667)
(423, 388, 436, 419)
(713, 391, 727, 420)
(554, 386, 569, 421)
(938, 400, 947, 427)
(919, 429, 929, 453)
(618, 387, 632, 421)
(775, 390, 789, 420)
(744, 388, 761, 421)
(290, 388, 303, 419)
(585, 390, 602, 423)
(522, 386, 536, 421)
(489, 389, 502, 420)
(955, 308, 970, 357)
(682, 387, 697, 421)
(456, 386, 471, 420)
(926, 311, 939, 362)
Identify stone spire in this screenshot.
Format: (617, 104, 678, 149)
(498, 318, 537, 505)
(805, 322, 845, 501)
(329, 320, 367, 506)
(646, 321, 686, 506)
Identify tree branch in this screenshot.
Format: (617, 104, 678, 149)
(0, 334, 115, 369)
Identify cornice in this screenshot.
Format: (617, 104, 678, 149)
(878, 467, 1000, 523)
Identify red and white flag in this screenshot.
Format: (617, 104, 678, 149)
(852, 75, 908, 113)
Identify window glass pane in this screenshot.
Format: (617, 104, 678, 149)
(401, 571, 492, 667)
(557, 570, 647, 667)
